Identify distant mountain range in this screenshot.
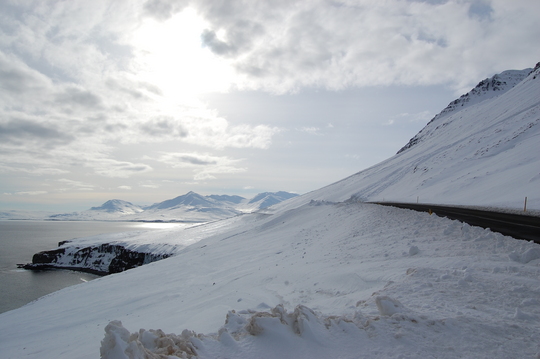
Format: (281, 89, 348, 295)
(1, 191, 298, 222)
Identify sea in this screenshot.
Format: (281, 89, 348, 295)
(0, 220, 177, 314)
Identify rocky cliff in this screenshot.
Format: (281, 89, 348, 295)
(22, 240, 171, 275)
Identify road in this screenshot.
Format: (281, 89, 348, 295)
(372, 202, 540, 244)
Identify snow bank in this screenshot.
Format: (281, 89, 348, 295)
(96, 202, 540, 358)
(2, 201, 539, 358)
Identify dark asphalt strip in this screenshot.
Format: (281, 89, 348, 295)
(372, 202, 540, 244)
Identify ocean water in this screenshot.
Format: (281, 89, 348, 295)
(0, 220, 175, 314)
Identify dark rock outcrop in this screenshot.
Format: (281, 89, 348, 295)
(22, 243, 171, 275)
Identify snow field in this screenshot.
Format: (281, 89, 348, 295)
(2, 201, 539, 358)
(101, 203, 540, 358)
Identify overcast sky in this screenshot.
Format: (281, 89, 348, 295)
(1, 0, 539, 212)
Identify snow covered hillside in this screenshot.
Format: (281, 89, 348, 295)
(1, 64, 539, 358)
(2, 201, 540, 358)
(273, 63, 540, 211)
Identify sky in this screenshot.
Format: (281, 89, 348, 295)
(0, 0, 539, 212)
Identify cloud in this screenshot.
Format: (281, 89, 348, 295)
(156, 152, 246, 180)
(90, 159, 153, 178)
(143, 0, 189, 21)
(54, 86, 104, 111)
(141, 184, 160, 189)
(170, 154, 217, 166)
(0, 163, 69, 175)
(0, 0, 538, 206)
(118, 185, 132, 190)
(0, 52, 52, 95)
(139, 116, 189, 138)
(299, 127, 321, 135)
(0, 5, 278, 180)
(185, 0, 540, 93)
(57, 178, 95, 191)
(215, 124, 279, 149)
(0, 117, 74, 147)
(13, 191, 48, 196)
(201, 19, 265, 57)
(201, 29, 236, 56)
(177, 115, 280, 149)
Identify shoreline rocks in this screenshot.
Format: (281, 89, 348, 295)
(20, 243, 171, 275)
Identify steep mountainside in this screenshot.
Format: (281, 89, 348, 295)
(275, 63, 540, 211)
(398, 67, 532, 153)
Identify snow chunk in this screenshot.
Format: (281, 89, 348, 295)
(513, 307, 537, 322)
(409, 245, 420, 256)
(509, 247, 540, 264)
(100, 321, 198, 359)
(375, 296, 406, 316)
(100, 321, 132, 359)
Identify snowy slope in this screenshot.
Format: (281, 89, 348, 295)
(397, 67, 532, 153)
(273, 64, 540, 212)
(1, 202, 539, 358)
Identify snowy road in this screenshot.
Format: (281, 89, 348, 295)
(375, 202, 540, 243)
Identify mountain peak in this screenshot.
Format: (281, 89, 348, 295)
(248, 191, 299, 208)
(145, 191, 212, 210)
(89, 199, 143, 214)
(397, 67, 532, 154)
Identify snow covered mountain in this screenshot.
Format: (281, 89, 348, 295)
(90, 199, 144, 214)
(135, 191, 298, 222)
(2, 63, 540, 359)
(39, 191, 299, 222)
(49, 199, 144, 221)
(48, 199, 143, 221)
(274, 63, 540, 211)
(397, 67, 532, 153)
(144, 191, 218, 210)
(237, 191, 300, 212)
(206, 194, 245, 204)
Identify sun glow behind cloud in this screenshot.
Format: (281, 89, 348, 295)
(0, 0, 539, 211)
(131, 8, 235, 99)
